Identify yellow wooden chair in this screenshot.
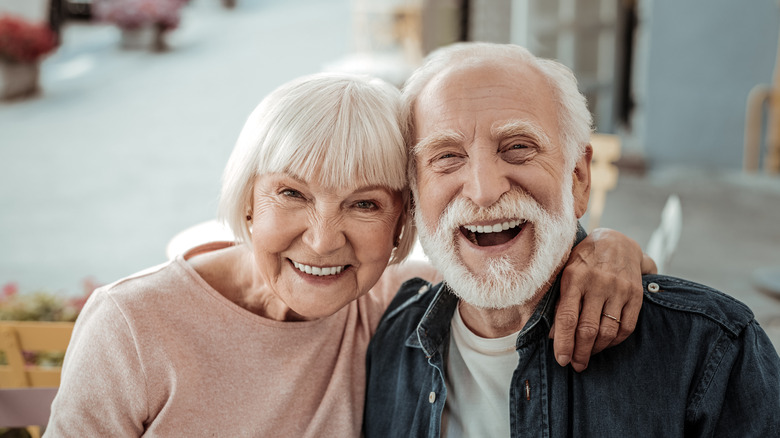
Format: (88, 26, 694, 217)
(587, 133, 622, 232)
(0, 321, 74, 438)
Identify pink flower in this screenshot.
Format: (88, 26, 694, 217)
(2, 281, 19, 298)
(93, 0, 189, 30)
(0, 15, 57, 63)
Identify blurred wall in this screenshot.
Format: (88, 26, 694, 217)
(0, 0, 49, 22)
(633, 0, 780, 170)
(469, 0, 780, 171)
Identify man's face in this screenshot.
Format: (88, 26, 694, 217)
(412, 60, 591, 308)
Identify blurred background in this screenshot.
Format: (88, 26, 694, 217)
(1, 0, 779, 346)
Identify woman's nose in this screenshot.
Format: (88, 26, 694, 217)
(302, 215, 347, 255)
(461, 155, 511, 208)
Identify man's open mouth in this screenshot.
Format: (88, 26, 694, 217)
(460, 219, 526, 246)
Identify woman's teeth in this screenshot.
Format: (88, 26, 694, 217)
(464, 219, 525, 234)
(292, 261, 345, 276)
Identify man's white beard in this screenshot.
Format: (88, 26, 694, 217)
(415, 179, 578, 309)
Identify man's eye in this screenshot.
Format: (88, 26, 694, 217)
(355, 200, 377, 210)
(436, 152, 464, 161)
(502, 145, 535, 164)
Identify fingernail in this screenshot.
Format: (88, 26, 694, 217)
(557, 355, 570, 366)
(572, 362, 587, 372)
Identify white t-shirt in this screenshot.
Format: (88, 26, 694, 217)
(443, 306, 521, 438)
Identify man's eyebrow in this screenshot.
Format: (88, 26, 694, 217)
(491, 120, 551, 148)
(412, 130, 465, 157)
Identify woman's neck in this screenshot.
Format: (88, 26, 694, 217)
(187, 244, 306, 321)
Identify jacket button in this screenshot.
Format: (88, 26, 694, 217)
(418, 285, 430, 294)
(428, 392, 436, 403)
(647, 282, 660, 293)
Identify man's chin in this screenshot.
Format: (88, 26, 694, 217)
(437, 255, 541, 309)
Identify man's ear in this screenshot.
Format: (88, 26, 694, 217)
(572, 144, 593, 218)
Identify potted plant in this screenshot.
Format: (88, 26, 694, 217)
(0, 14, 57, 100)
(92, 0, 189, 51)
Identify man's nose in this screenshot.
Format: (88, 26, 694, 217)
(461, 155, 511, 208)
(302, 214, 347, 255)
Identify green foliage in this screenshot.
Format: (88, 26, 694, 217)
(0, 279, 98, 322)
(0, 279, 99, 366)
(0, 291, 79, 322)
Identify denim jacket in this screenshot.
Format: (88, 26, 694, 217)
(364, 262, 780, 436)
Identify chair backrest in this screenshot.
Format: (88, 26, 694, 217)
(588, 133, 622, 232)
(645, 194, 683, 274)
(166, 220, 235, 260)
(0, 321, 73, 436)
(0, 321, 74, 389)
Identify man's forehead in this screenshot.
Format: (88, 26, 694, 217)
(412, 62, 558, 149)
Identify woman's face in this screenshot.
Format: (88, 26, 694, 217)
(250, 172, 404, 320)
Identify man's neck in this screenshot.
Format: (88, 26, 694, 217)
(457, 280, 552, 338)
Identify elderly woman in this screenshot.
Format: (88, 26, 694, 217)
(46, 73, 651, 436)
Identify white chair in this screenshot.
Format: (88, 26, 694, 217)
(645, 194, 683, 274)
(0, 321, 74, 437)
(166, 220, 235, 260)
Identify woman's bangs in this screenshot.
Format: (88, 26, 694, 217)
(266, 104, 406, 191)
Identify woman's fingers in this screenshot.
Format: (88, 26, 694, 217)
(569, 295, 606, 372)
(609, 287, 642, 347)
(552, 227, 646, 371)
(592, 302, 623, 354)
(550, 282, 583, 367)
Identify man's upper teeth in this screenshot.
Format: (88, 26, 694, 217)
(292, 261, 345, 276)
(464, 219, 524, 234)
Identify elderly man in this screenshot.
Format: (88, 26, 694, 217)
(363, 42, 780, 437)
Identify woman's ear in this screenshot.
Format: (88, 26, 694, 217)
(393, 211, 406, 247)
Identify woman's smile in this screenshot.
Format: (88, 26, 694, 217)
(289, 259, 349, 277)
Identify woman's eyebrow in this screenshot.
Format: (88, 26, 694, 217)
(412, 130, 464, 157)
(491, 120, 551, 148)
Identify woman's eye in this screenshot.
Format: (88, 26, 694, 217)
(510, 143, 528, 149)
(355, 200, 377, 210)
(281, 189, 303, 198)
(438, 153, 456, 160)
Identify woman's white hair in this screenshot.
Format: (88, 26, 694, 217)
(219, 72, 415, 264)
(401, 42, 593, 183)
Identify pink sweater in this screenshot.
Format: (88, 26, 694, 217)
(45, 252, 397, 437)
